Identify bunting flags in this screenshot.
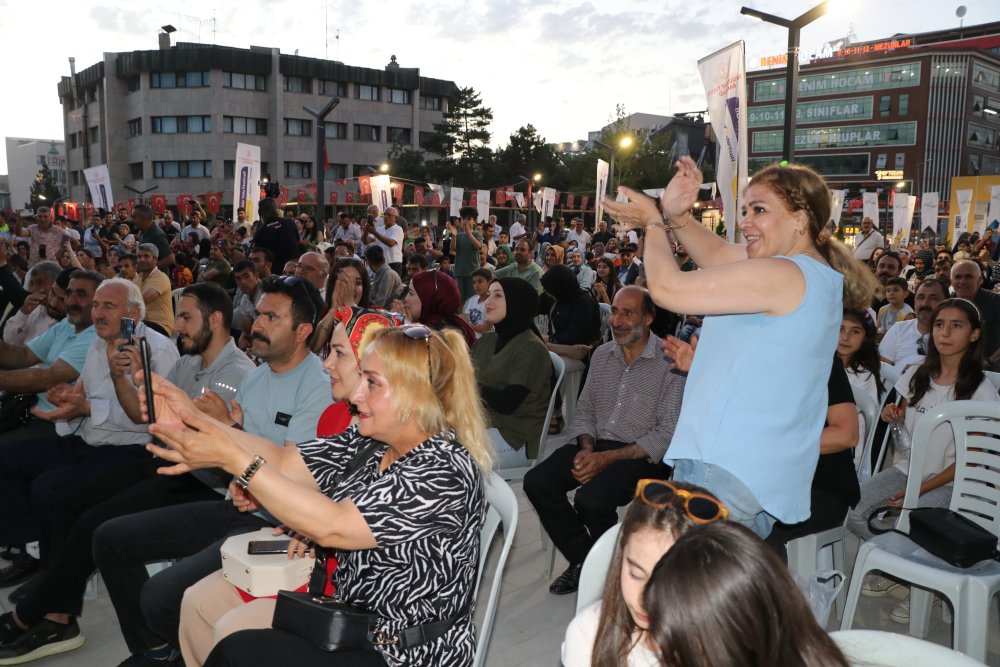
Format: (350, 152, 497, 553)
(477, 189, 490, 223)
(329, 192, 339, 204)
(413, 187, 425, 206)
(358, 175, 372, 196)
(449, 187, 464, 217)
(206, 192, 222, 214)
(177, 194, 194, 213)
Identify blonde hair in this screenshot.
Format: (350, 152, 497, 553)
(365, 327, 494, 472)
(751, 163, 877, 312)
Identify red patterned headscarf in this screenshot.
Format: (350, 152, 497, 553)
(331, 306, 402, 362)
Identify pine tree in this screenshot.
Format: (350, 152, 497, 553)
(422, 87, 494, 183)
(29, 163, 62, 209)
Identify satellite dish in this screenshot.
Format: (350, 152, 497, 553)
(956, 5, 967, 17)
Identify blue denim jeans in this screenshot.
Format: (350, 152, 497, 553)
(671, 459, 776, 539)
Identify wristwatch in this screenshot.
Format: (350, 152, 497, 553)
(236, 455, 266, 489)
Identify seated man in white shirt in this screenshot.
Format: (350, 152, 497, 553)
(2, 262, 61, 345)
(879, 278, 947, 368)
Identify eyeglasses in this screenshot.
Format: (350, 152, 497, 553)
(634, 479, 729, 523)
(402, 325, 433, 379)
(270, 275, 317, 326)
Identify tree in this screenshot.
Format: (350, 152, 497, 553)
(385, 143, 430, 183)
(29, 163, 62, 209)
(422, 86, 494, 183)
(494, 125, 564, 189)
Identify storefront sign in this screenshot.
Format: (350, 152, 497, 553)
(876, 169, 905, 180)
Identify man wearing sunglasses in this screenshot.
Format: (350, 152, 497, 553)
(524, 286, 686, 595)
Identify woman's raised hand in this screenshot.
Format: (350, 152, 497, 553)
(660, 156, 704, 221)
(602, 188, 662, 233)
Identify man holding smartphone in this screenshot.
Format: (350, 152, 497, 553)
(13, 208, 64, 265)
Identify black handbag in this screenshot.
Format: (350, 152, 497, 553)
(0, 393, 37, 435)
(869, 505, 1000, 568)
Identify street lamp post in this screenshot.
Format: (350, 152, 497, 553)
(303, 97, 340, 223)
(740, 1, 830, 162)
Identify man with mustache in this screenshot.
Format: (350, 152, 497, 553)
(1, 261, 61, 345)
(92, 275, 331, 667)
(0, 284, 256, 664)
(879, 277, 948, 369)
(951, 259, 1000, 368)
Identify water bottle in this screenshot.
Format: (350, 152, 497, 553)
(889, 414, 912, 463)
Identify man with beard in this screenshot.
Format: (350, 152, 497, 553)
(0, 284, 255, 663)
(871, 251, 912, 311)
(92, 275, 331, 667)
(879, 277, 948, 368)
(2, 262, 62, 345)
(524, 286, 685, 595)
(495, 238, 544, 293)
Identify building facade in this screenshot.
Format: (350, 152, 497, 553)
(58, 42, 456, 210)
(4, 138, 68, 211)
(746, 21, 1000, 234)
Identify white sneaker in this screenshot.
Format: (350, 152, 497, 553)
(890, 592, 939, 624)
(861, 574, 902, 597)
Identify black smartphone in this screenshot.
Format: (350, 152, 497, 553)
(247, 539, 292, 555)
(119, 317, 135, 351)
(38, 243, 46, 259)
(139, 336, 155, 424)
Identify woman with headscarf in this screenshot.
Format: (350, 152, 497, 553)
(471, 278, 553, 467)
(543, 244, 565, 272)
(402, 270, 476, 347)
(494, 243, 514, 270)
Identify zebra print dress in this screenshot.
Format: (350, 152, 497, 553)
(297, 426, 485, 667)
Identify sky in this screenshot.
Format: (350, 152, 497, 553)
(1, 0, 999, 174)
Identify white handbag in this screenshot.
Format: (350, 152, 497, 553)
(220, 528, 315, 597)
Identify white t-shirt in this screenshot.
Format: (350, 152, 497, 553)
(562, 602, 659, 667)
(893, 365, 1000, 479)
(852, 230, 884, 260)
(462, 296, 488, 340)
(375, 223, 405, 265)
(846, 367, 880, 405)
(879, 318, 925, 369)
(509, 221, 527, 241)
(566, 229, 591, 250)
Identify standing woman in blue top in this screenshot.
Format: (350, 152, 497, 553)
(604, 157, 875, 538)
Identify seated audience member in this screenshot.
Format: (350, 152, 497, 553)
(471, 278, 553, 467)
(461, 267, 493, 339)
(562, 480, 727, 667)
(643, 522, 851, 667)
(850, 298, 1000, 623)
(248, 247, 273, 279)
(542, 243, 565, 273)
(199, 242, 234, 291)
(495, 239, 544, 293)
(871, 251, 905, 310)
(876, 276, 914, 338)
(879, 278, 947, 368)
(0, 242, 31, 323)
(231, 260, 261, 348)
(294, 251, 329, 300)
(401, 270, 476, 347)
(311, 258, 372, 353)
(143, 326, 491, 667)
(2, 261, 61, 345)
(591, 257, 622, 306)
(133, 244, 174, 335)
(436, 255, 455, 278)
(177, 306, 400, 667)
(493, 244, 513, 271)
(365, 244, 402, 309)
(951, 259, 1000, 369)
(569, 249, 596, 290)
(92, 276, 331, 667)
(617, 244, 642, 286)
(0, 284, 255, 664)
(524, 287, 685, 595)
(838, 307, 885, 405)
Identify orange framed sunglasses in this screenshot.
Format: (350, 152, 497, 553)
(634, 479, 729, 523)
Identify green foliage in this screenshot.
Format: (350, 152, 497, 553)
(28, 163, 62, 209)
(421, 86, 494, 183)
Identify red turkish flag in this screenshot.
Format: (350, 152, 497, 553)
(413, 187, 424, 206)
(335, 179, 347, 186)
(345, 192, 356, 204)
(329, 192, 339, 204)
(85, 202, 94, 218)
(151, 195, 167, 214)
(305, 183, 318, 195)
(495, 189, 506, 206)
(177, 194, 193, 212)
(581, 196, 590, 211)
(125, 198, 136, 215)
(469, 191, 478, 207)
(206, 192, 222, 214)
(566, 194, 575, 209)
(431, 190, 442, 206)
(296, 190, 307, 204)
(277, 187, 289, 206)
(847, 197, 863, 213)
(391, 181, 404, 204)
(358, 175, 371, 196)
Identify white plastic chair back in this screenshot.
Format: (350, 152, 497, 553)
(475, 474, 518, 667)
(576, 523, 621, 614)
(831, 630, 984, 666)
(851, 385, 879, 454)
(598, 303, 612, 343)
(881, 361, 902, 388)
(984, 370, 1000, 392)
(498, 351, 564, 480)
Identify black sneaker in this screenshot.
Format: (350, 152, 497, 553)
(0, 555, 38, 589)
(116, 651, 180, 667)
(0, 618, 84, 665)
(0, 614, 23, 647)
(548, 562, 583, 595)
(7, 574, 42, 605)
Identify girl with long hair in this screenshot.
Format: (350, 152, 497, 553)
(848, 298, 1000, 621)
(838, 308, 885, 402)
(604, 157, 876, 538)
(592, 257, 623, 305)
(644, 522, 850, 667)
(562, 480, 728, 667)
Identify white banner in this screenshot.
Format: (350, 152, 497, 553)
(921, 192, 939, 234)
(862, 192, 880, 223)
(988, 185, 1000, 232)
(892, 194, 916, 248)
(901, 195, 916, 249)
(542, 187, 556, 218)
(232, 143, 261, 223)
(956, 189, 974, 234)
(698, 41, 747, 242)
(595, 159, 610, 224)
(83, 164, 114, 212)
(508, 192, 525, 209)
(829, 190, 846, 225)
(533, 191, 543, 215)
(476, 189, 490, 224)
(449, 187, 463, 217)
(370, 175, 392, 214)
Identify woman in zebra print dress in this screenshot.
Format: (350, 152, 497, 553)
(145, 326, 495, 666)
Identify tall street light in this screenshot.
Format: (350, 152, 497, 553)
(591, 136, 634, 194)
(740, 1, 829, 162)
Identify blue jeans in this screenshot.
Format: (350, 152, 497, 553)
(671, 459, 776, 539)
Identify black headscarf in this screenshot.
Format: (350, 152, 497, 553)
(492, 277, 540, 352)
(540, 263, 581, 303)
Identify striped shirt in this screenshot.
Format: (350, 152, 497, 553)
(564, 333, 685, 462)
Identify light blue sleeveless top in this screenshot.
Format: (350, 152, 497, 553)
(666, 254, 843, 523)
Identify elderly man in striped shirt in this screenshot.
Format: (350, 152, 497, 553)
(524, 285, 685, 595)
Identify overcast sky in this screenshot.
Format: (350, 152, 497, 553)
(2, 0, 999, 173)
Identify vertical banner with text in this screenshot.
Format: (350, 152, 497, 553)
(595, 159, 610, 225)
(542, 187, 556, 218)
(233, 143, 261, 223)
(987, 185, 1000, 231)
(698, 41, 747, 242)
(956, 189, 974, 236)
(862, 193, 880, 224)
(370, 175, 392, 214)
(921, 192, 939, 236)
(83, 164, 115, 212)
(476, 190, 490, 223)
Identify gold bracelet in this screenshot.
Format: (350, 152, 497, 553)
(236, 454, 266, 489)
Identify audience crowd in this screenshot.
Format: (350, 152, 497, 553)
(0, 173, 997, 666)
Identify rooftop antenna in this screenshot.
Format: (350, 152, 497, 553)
(336, 29, 340, 61)
(956, 5, 967, 30)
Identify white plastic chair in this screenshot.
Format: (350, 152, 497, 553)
(575, 523, 620, 614)
(831, 629, 984, 666)
(474, 473, 518, 667)
(881, 361, 902, 388)
(984, 370, 1000, 392)
(840, 400, 1000, 662)
(597, 303, 612, 343)
(786, 384, 881, 620)
(497, 352, 565, 481)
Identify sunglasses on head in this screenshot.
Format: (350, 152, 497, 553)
(270, 275, 317, 326)
(402, 325, 433, 379)
(634, 479, 729, 523)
